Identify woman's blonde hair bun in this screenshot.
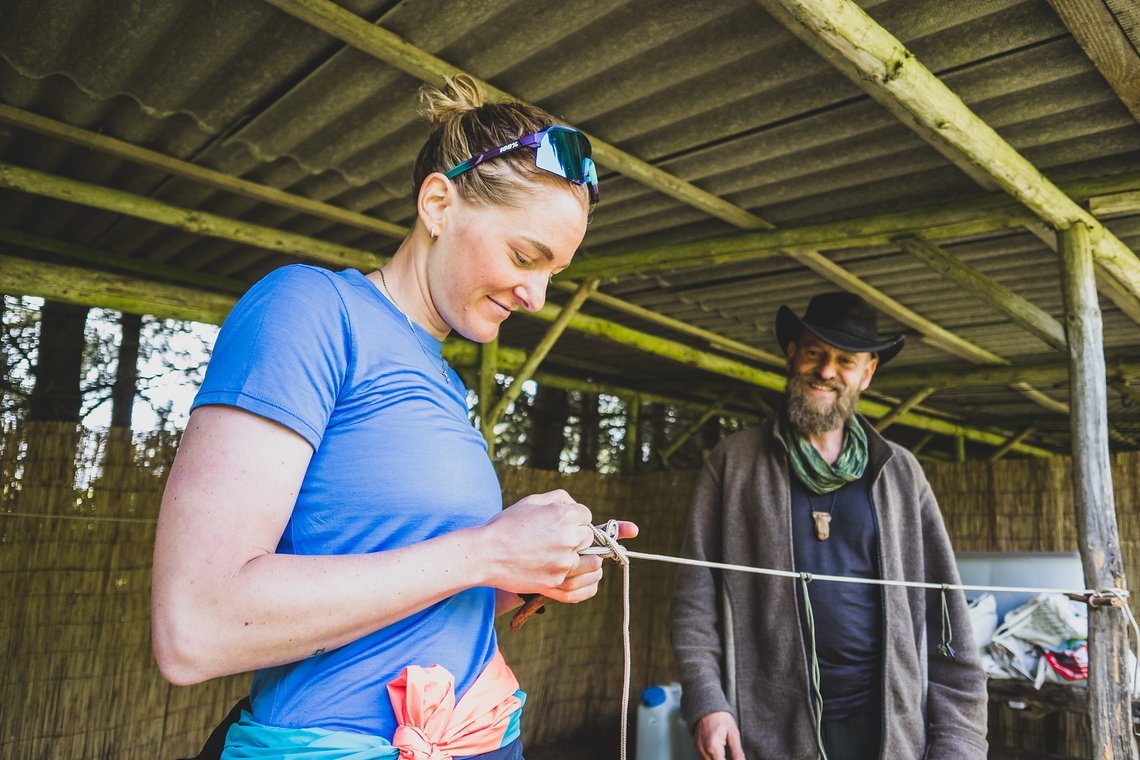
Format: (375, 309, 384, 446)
(412, 75, 587, 208)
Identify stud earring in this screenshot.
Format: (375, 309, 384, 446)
(430, 226, 438, 239)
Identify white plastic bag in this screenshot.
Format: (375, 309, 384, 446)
(967, 593, 998, 650)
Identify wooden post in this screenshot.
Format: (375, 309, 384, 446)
(954, 434, 966, 463)
(623, 396, 641, 474)
(1059, 222, 1135, 759)
(479, 338, 498, 455)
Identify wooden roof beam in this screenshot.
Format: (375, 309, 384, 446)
(0, 104, 792, 379)
(554, 281, 786, 367)
(0, 226, 246, 294)
(874, 358, 1140, 392)
(0, 104, 407, 240)
(753, 0, 1140, 310)
(0, 162, 791, 414)
(567, 170, 1140, 281)
(1046, 0, 1140, 125)
(262, 0, 1024, 400)
(0, 157, 1122, 440)
(4, 254, 1051, 456)
(0, 160, 1078, 446)
(0, 161, 385, 271)
(260, 0, 771, 231)
(874, 387, 935, 432)
(1022, 220, 1140, 325)
(990, 427, 1037, 462)
(898, 237, 1067, 351)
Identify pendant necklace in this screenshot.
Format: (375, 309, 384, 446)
(808, 491, 838, 541)
(378, 268, 451, 384)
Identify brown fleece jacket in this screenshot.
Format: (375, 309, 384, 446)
(671, 418, 988, 759)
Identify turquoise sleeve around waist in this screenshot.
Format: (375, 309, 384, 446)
(221, 691, 525, 759)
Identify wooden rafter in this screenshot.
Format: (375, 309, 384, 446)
(897, 237, 1067, 351)
(894, 235, 1091, 429)
(874, 387, 935, 432)
(485, 279, 598, 430)
(3, 254, 1054, 456)
(1047, 0, 1140, 124)
(0, 162, 384, 271)
(259, 0, 1051, 452)
(0, 107, 793, 394)
(260, 0, 769, 231)
(753, 0, 1140, 311)
(566, 169, 1140, 280)
(874, 358, 1140, 392)
(0, 162, 771, 398)
(0, 104, 407, 239)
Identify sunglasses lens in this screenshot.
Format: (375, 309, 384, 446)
(583, 158, 599, 202)
(536, 128, 591, 183)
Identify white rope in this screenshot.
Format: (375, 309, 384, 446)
(622, 549, 1121, 598)
(586, 522, 630, 760)
(584, 540, 1138, 759)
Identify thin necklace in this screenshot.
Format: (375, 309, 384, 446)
(378, 268, 451, 384)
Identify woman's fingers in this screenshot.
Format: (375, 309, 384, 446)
(614, 520, 639, 540)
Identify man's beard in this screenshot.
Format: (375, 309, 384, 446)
(785, 371, 861, 436)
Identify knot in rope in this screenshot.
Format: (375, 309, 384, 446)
(581, 519, 627, 566)
(1088, 588, 1130, 606)
(392, 725, 448, 760)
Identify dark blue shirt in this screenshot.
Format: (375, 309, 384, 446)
(790, 466, 883, 720)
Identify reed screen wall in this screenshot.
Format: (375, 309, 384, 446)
(1, 422, 1135, 758)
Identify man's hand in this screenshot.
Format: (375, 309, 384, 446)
(694, 711, 745, 760)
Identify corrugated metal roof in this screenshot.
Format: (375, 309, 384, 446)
(2, 0, 1140, 455)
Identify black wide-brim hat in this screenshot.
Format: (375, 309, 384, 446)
(776, 292, 905, 365)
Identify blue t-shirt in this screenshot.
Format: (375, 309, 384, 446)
(192, 265, 503, 738)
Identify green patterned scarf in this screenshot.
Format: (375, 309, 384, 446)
(783, 415, 869, 494)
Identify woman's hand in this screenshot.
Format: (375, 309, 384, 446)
(551, 520, 639, 603)
(478, 490, 638, 601)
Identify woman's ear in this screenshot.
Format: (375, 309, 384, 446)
(417, 172, 453, 236)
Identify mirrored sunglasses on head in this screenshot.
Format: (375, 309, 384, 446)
(444, 125, 599, 203)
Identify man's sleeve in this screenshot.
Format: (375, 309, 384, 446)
(671, 447, 735, 729)
(919, 479, 990, 759)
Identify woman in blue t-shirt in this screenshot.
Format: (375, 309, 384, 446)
(151, 74, 636, 760)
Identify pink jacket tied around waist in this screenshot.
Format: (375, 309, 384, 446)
(388, 649, 522, 760)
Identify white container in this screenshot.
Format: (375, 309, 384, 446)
(635, 682, 699, 760)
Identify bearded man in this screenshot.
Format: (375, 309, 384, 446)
(671, 292, 988, 760)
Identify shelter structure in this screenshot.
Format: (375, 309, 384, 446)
(1, 0, 1139, 756)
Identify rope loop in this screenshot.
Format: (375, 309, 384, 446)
(582, 519, 628, 566)
(938, 584, 956, 660)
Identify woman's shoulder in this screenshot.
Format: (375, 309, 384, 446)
(254, 264, 350, 298)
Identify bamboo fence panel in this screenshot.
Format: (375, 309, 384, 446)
(3, 422, 1138, 757)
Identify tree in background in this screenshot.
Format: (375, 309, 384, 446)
(2, 298, 214, 431)
(527, 386, 570, 471)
